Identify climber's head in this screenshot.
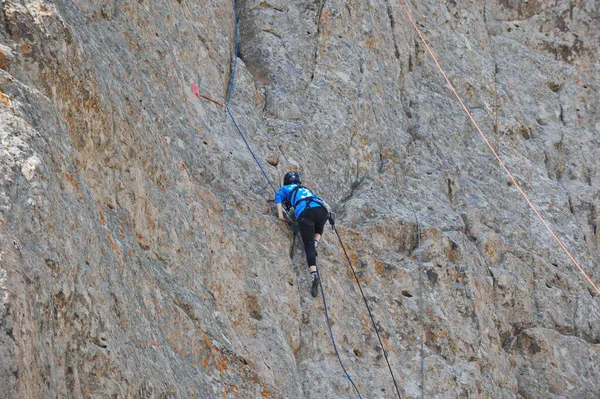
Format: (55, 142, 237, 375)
(283, 171, 302, 186)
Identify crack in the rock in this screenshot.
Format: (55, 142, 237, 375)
(0, 2, 11, 39)
(0, 2, 20, 40)
(308, 0, 326, 84)
(173, 298, 199, 323)
(493, 63, 500, 135)
(572, 294, 579, 337)
(567, 195, 574, 215)
(446, 177, 454, 205)
(91, 337, 108, 349)
(340, 160, 366, 205)
(261, 28, 282, 40)
(377, 151, 386, 174)
(559, 104, 564, 124)
(542, 150, 553, 180)
(482, 1, 487, 24)
(251, 1, 284, 13)
(385, 0, 401, 60)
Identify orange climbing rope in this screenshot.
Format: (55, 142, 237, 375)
(396, 0, 600, 296)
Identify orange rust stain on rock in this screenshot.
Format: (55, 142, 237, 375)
(21, 43, 31, 56)
(65, 173, 79, 191)
(484, 241, 495, 258)
(106, 229, 121, 258)
(381, 336, 390, 348)
(221, 384, 241, 398)
(254, 86, 263, 102)
(374, 260, 385, 276)
(135, 233, 150, 250)
(98, 209, 106, 226)
(444, 245, 460, 262)
(365, 37, 380, 49)
(202, 358, 209, 368)
(216, 358, 228, 372)
(201, 334, 214, 349)
(423, 227, 440, 241)
(0, 91, 11, 109)
(0, 50, 7, 70)
(151, 337, 159, 347)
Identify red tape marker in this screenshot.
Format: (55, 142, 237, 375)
(192, 83, 224, 107)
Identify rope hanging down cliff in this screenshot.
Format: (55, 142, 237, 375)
(396, 0, 600, 296)
(333, 225, 404, 399)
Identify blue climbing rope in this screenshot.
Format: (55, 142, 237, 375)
(226, 106, 277, 194)
(226, 1, 364, 397)
(226, 0, 277, 194)
(225, 0, 238, 108)
(333, 226, 403, 399)
(317, 268, 365, 399)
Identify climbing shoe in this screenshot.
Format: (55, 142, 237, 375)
(311, 277, 320, 298)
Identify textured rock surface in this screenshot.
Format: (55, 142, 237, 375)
(1, 0, 599, 398)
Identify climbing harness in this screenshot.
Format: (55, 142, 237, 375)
(396, 0, 600, 296)
(284, 185, 327, 213)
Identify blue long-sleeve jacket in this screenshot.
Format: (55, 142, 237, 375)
(275, 184, 324, 219)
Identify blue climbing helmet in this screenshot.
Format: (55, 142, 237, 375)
(283, 171, 302, 186)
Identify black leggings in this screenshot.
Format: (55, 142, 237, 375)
(297, 206, 329, 267)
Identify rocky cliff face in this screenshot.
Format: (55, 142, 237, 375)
(1, 0, 599, 398)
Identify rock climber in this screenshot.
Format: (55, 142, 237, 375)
(275, 171, 334, 298)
